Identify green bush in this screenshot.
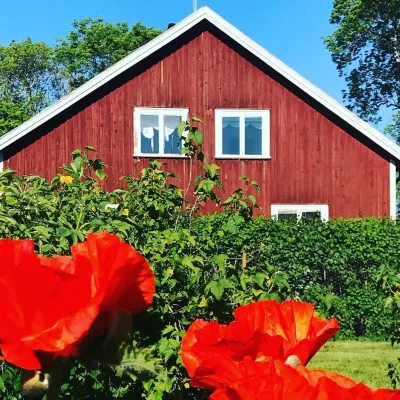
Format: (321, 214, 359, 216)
(193, 215, 399, 340)
(0, 148, 398, 398)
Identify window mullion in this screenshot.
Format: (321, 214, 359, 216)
(159, 113, 164, 156)
(239, 115, 245, 156)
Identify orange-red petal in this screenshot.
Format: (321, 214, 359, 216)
(232, 300, 339, 365)
(181, 300, 339, 387)
(208, 358, 400, 400)
(0, 342, 41, 371)
(0, 233, 155, 370)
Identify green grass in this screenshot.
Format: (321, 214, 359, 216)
(308, 341, 399, 389)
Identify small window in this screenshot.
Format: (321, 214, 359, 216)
(134, 108, 188, 157)
(215, 109, 270, 159)
(271, 204, 329, 222)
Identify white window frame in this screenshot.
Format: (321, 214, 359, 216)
(215, 109, 270, 159)
(271, 204, 329, 222)
(0, 152, 3, 172)
(134, 107, 189, 157)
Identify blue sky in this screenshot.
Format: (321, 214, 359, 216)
(0, 0, 392, 130)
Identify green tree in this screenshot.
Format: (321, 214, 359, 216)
(385, 112, 400, 143)
(55, 18, 161, 90)
(325, 0, 400, 124)
(0, 38, 65, 136)
(0, 100, 29, 135)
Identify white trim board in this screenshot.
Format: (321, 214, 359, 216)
(390, 160, 397, 219)
(0, 152, 3, 172)
(1, 7, 400, 164)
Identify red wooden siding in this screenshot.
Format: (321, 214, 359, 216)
(4, 30, 390, 218)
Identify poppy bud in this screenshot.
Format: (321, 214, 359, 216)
(285, 355, 302, 367)
(22, 370, 50, 398)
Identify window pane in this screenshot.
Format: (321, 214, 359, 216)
(302, 211, 321, 220)
(278, 212, 297, 221)
(222, 117, 240, 155)
(141, 115, 159, 154)
(164, 115, 182, 155)
(245, 117, 262, 155)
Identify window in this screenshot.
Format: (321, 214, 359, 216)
(271, 204, 329, 222)
(134, 108, 188, 157)
(215, 109, 270, 159)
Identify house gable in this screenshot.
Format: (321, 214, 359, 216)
(2, 28, 392, 218)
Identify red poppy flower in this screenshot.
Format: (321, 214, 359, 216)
(181, 300, 338, 389)
(230, 300, 339, 365)
(208, 357, 400, 400)
(0, 233, 155, 370)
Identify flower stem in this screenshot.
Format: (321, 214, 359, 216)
(46, 371, 62, 400)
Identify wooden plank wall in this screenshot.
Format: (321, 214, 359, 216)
(4, 30, 390, 218)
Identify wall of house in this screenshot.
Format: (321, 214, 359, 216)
(4, 30, 390, 218)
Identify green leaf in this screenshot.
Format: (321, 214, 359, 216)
(57, 226, 71, 237)
(196, 179, 215, 194)
(177, 121, 187, 136)
(71, 156, 83, 175)
(259, 292, 281, 301)
(42, 244, 53, 253)
(251, 273, 266, 288)
(251, 180, 260, 192)
(193, 130, 203, 145)
(210, 254, 229, 267)
(248, 195, 257, 206)
(198, 297, 208, 307)
(206, 279, 233, 301)
(120, 347, 166, 379)
(203, 163, 220, 178)
(325, 293, 336, 310)
(95, 169, 107, 180)
(35, 225, 51, 237)
(222, 196, 234, 205)
(210, 283, 224, 300)
(197, 151, 205, 162)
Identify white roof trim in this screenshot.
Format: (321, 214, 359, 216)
(1, 6, 400, 162)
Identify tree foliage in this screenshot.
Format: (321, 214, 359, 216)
(325, 0, 400, 122)
(54, 18, 161, 90)
(0, 100, 29, 136)
(0, 39, 65, 136)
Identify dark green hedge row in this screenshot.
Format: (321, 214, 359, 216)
(193, 215, 398, 340)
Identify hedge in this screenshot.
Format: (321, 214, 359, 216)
(193, 215, 399, 340)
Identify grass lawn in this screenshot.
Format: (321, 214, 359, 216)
(308, 341, 399, 389)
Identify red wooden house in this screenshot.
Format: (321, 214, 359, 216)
(0, 7, 399, 220)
